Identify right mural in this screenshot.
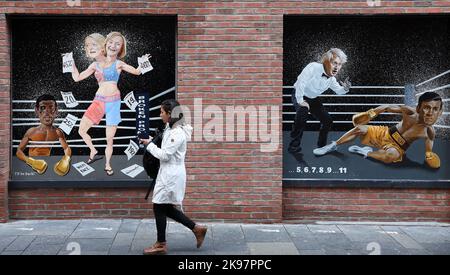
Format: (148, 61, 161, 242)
(283, 15, 449, 186)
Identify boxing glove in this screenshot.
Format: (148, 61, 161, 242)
(54, 155, 71, 176)
(352, 108, 377, 126)
(425, 152, 440, 169)
(26, 157, 48, 174)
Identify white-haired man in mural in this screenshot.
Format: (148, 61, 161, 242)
(288, 48, 352, 153)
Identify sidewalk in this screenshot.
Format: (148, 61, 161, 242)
(0, 219, 449, 255)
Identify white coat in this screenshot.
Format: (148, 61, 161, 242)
(146, 123, 193, 205)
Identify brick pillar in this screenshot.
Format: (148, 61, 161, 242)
(0, 14, 9, 222)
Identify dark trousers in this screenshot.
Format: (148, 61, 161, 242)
(289, 93, 333, 149)
(153, 203, 196, 243)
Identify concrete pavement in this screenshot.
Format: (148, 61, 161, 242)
(0, 219, 449, 255)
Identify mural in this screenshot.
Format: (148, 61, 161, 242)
(10, 16, 176, 184)
(283, 15, 449, 185)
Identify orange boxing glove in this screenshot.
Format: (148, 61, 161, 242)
(352, 109, 377, 126)
(54, 155, 71, 176)
(425, 152, 440, 169)
(26, 157, 48, 174)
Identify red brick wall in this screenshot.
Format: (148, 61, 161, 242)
(1, 1, 450, 223)
(283, 188, 450, 222)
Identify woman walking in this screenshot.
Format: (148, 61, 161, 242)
(139, 99, 207, 255)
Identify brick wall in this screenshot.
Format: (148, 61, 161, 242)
(1, 1, 450, 223)
(283, 188, 450, 222)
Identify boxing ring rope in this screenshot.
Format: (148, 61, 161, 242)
(416, 84, 450, 96)
(12, 109, 137, 113)
(283, 94, 405, 98)
(11, 87, 176, 105)
(415, 69, 450, 88)
(414, 69, 450, 96)
(149, 86, 175, 101)
(12, 118, 137, 121)
(12, 135, 143, 148)
(13, 136, 138, 144)
(12, 116, 161, 126)
(11, 86, 175, 149)
(13, 144, 130, 148)
(283, 86, 405, 89)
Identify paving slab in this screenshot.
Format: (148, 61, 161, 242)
(5, 235, 36, 251)
(118, 219, 141, 234)
(420, 242, 450, 255)
(297, 249, 326, 255)
(69, 219, 121, 239)
(111, 233, 134, 248)
(1, 251, 23, 255)
(22, 244, 62, 255)
(242, 225, 291, 243)
(314, 233, 355, 250)
(0, 236, 17, 253)
(62, 238, 113, 254)
(400, 226, 450, 243)
(284, 224, 313, 238)
(307, 224, 341, 234)
(134, 221, 157, 239)
(211, 224, 247, 252)
(247, 242, 299, 255)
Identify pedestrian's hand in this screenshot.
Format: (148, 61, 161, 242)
(340, 77, 351, 92)
(300, 101, 310, 110)
(139, 137, 153, 145)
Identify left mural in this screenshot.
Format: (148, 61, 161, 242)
(10, 16, 176, 185)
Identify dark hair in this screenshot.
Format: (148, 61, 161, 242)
(418, 92, 442, 110)
(161, 99, 184, 128)
(35, 94, 57, 108)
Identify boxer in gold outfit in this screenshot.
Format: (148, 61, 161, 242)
(16, 94, 72, 175)
(313, 92, 443, 169)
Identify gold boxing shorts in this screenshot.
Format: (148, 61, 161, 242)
(360, 125, 406, 163)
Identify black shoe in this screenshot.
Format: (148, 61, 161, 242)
(288, 146, 301, 153)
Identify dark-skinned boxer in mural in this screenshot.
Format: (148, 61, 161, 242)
(16, 94, 72, 175)
(288, 48, 352, 153)
(313, 92, 443, 169)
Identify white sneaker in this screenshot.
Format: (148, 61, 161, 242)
(348, 145, 373, 157)
(313, 141, 337, 156)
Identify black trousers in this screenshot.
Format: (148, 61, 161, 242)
(153, 203, 196, 243)
(289, 94, 333, 149)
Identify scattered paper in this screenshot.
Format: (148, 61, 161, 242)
(58, 113, 78, 135)
(124, 139, 139, 160)
(60, 91, 79, 108)
(72, 162, 95, 176)
(62, 52, 74, 73)
(138, 54, 153, 74)
(124, 91, 138, 111)
(121, 164, 145, 178)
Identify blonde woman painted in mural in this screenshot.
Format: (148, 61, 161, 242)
(72, 32, 149, 175)
(71, 33, 106, 166)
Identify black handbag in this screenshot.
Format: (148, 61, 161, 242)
(143, 128, 164, 200)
